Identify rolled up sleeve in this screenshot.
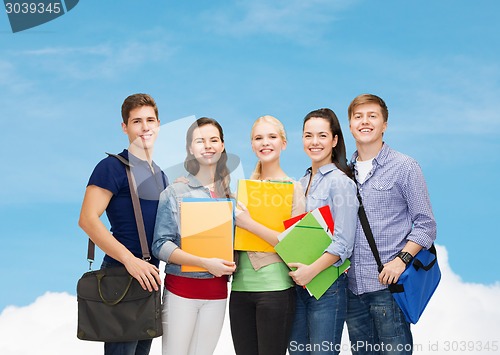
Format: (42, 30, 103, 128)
(404, 161, 437, 249)
(152, 187, 180, 263)
(325, 177, 359, 266)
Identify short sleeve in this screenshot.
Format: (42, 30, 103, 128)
(87, 156, 126, 195)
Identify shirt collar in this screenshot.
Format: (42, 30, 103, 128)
(351, 142, 390, 167)
(186, 173, 204, 188)
(123, 149, 161, 172)
(303, 163, 337, 177)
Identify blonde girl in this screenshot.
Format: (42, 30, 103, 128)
(230, 115, 305, 355)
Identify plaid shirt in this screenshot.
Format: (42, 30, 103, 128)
(347, 143, 437, 295)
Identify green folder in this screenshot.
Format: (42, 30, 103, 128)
(274, 212, 350, 300)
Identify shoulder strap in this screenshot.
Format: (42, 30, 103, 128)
(86, 153, 151, 269)
(354, 176, 384, 273)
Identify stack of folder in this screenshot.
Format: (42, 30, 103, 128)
(274, 206, 350, 300)
(180, 198, 235, 272)
(234, 179, 294, 252)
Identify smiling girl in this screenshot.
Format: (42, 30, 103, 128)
(287, 108, 358, 355)
(152, 117, 236, 355)
(230, 115, 305, 355)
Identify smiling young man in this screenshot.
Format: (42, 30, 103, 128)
(79, 93, 168, 355)
(345, 94, 437, 355)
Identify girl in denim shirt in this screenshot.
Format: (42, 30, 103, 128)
(287, 109, 358, 355)
(152, 117, 236, 355)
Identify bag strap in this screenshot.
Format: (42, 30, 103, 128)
(413, 244, 437, 271)
(354, 175, 438, 292)
(86, 153, 151, 269)
(354, 176, 384, 273)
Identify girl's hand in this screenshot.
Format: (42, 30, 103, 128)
(202, 258, 236, 277)
(173, 176, 189, 184)
(288, 262, 315, 286)
(235, 202, 254, 230)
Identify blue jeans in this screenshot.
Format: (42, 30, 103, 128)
(346, 289, 412, 355)
(288, 273, 347, 355)
(104, 340, 152, 355)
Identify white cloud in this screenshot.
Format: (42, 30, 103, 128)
(0, 60, 35, 94)
(409, 245, 500, 354)
(7, 32, 174, 81)
(1, 245, 499, 355)
(201, 0, 355, 45)
(366, 54, 500, 136)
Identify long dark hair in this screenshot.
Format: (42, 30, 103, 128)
(303, 108, 352, 178)
(184, 117, 231, 198)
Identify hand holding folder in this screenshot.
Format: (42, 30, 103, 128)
(234, 180, 294, 252)
(180, 198, 235, 272)
(275, 206, 350, 300)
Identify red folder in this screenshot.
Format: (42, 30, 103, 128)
(283, 205, 334, 235)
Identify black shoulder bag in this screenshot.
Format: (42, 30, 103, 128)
(77, 153, 163, 342)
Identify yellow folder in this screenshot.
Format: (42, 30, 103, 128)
(234, 180, 294, 252)
(180, 198, 234, 272)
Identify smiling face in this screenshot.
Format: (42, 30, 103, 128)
(121, 105, 160, 153)
(251, 120, 287, 164)
(189, 124, 225, 167)
(349, 103, 387, 147)
(303, 117, 338, 169)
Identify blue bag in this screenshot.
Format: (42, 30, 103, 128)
(388, 244, 441, 324)
(355, 185, 440, 325)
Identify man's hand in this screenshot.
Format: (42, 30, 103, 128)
(378, 258, 406, 285)
(123, 256, 162, 292)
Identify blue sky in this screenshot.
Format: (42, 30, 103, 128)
(1, 0, 499, 312)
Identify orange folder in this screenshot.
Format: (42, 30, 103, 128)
(180, 198, 234, 272)
(234, 180, 294, 252)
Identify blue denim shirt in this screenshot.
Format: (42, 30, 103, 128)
(152, 174, 216, 279)
(299, 163, 358, 267)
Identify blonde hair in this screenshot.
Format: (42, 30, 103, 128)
(249, 115, 287, 180)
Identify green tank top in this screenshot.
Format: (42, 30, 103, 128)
(231, 251, 294, 292)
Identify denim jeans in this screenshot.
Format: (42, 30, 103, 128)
(346, 288, 412, 355)
(229, 288, 296, 355)
(104, 340, 152, 355)
(288, 273, 347, 355)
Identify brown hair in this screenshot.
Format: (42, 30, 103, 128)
(347, 94, 388, 123)
(121, 93, 159, 124)
(184, 117, 231, 198)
